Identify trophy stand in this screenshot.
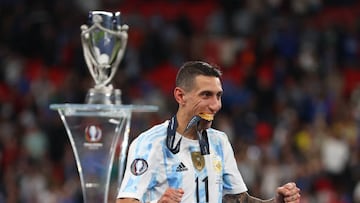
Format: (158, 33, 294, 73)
(50, 11, 158, 203)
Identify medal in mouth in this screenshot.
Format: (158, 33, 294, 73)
(198, 113, 214, 121)
(184, 113, 213, 155)
(185, 113, 214, 132)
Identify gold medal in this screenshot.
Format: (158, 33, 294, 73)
(191, 152, 205, 171)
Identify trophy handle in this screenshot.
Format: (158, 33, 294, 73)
(106, 27, 128, 87)
(81, 20, 129, 88)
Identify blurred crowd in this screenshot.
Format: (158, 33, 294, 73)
(1, 0, 360, 202)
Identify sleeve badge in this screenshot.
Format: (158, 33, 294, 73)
(130, 158, 148, 176)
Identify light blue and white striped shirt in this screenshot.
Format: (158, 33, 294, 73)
(117, 120, 247, 203)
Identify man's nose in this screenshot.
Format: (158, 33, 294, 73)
(209, 96, 222, 112)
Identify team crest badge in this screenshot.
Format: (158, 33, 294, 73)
(191, 152, 205, 171)
(212, 155, 222, 173)
(130, 158, 148, 176)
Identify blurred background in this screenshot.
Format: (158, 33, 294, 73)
(1, 0, 360, 202)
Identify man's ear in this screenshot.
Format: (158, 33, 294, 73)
(174, 87, 185, 105)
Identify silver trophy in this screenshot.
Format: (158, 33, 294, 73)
(50, 11, 157, 203)
(81, 11, 128, 104)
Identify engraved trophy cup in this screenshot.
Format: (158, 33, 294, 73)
(50, 11, 157, 203)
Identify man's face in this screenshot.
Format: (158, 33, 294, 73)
(183, 75, 223, 130)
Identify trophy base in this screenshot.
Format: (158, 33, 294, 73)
(86, 87, 121, 104)
(49, 103, 158, 203)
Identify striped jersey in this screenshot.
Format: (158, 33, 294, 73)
(117, 120, 247, 203)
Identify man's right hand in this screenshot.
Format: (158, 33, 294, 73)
(116, 188, 184, 203)
(157, 188, 184, 203)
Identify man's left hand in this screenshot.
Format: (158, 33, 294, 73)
(276, 182, 301, 203)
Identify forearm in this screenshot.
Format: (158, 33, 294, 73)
(116, 198, 140, 203)
(117, 198, 159, 203)
(223, 192, 275, 203)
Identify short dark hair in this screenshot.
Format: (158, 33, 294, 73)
(175, 61, 222, 91)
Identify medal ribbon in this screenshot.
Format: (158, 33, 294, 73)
(197, 129, 210, 155)
(166, 116, 182, 154)
(166, 115, 210, 155)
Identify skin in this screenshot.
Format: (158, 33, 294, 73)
(175, 75, 223, 139)
(117, 75, 301, 203)
(223, 182, 301, 203)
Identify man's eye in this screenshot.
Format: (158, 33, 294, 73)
(203, 92, 211, 97)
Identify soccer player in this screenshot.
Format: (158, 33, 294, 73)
(116, 61, 300, 203)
